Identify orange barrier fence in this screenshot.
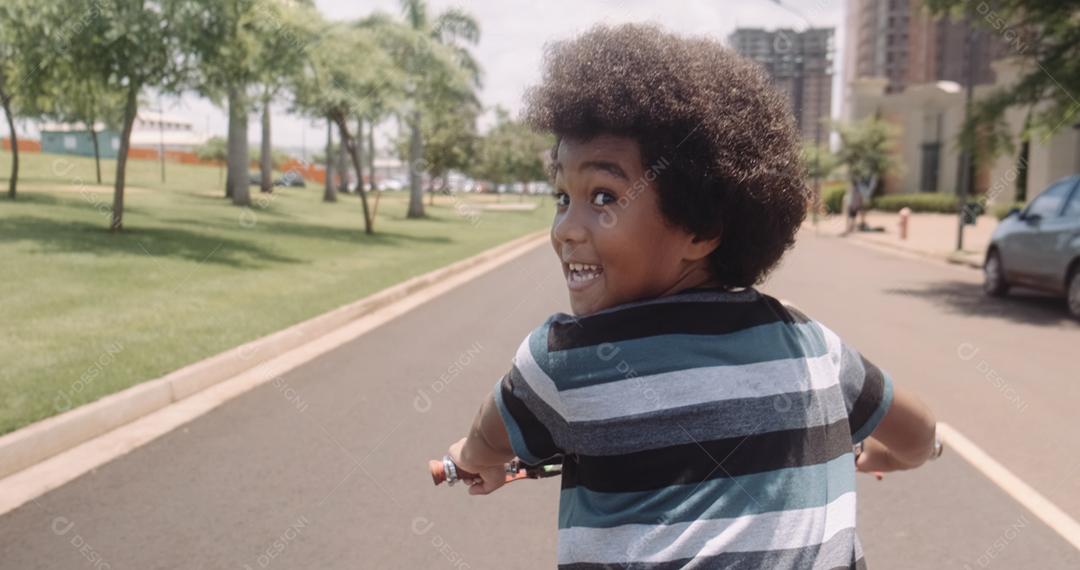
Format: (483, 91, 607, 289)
(3, 138, 328, 183)
(2, 138, 42, 152)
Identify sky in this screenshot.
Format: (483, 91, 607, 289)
(25, 0, 849, 158)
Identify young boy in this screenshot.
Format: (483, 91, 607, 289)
(445, 24, 938, 569)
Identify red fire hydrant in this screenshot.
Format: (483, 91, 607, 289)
(899, 207, 911, 240)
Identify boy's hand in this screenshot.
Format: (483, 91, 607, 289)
(447, 437, 509, 496)
(854, 437, 904, 477)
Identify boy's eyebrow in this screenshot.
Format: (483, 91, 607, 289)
(553, 160, 630, 182)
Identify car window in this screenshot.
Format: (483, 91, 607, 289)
(1065, 186, 1080, 218)
(1026, 179, 1076, 218)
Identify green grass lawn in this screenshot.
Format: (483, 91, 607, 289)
(0, 150, 552, 435)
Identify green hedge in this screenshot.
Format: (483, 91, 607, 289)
(871, 193, 959, 214)
(823, 185, 847, 214)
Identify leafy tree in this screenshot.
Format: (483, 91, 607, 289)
(832, 116, 898, 201)
(925, 0, 1079, 160)
(0, 0, 40, 199)
(292, 22, 402, 233)
(801, 142, 840, 183)
(371, 0, 482, 218)
(58, 0, 184, 231)
(471, 108, 551, 194)
(44, 76, 124, 185)
(175, 0, 264, 206)
(251, 0, 317, 194)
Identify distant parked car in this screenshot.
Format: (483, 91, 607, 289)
(248, 170, 306, 188)
(380, 178, 405, 191)
(984, 174, 1080, 318)
(277, 170, 305, 188)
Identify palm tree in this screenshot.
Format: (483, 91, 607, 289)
(395, 0, 482, 218)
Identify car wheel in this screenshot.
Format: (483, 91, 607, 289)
(1068, 268, 1080, 320)
(983, 250, 1009, 297)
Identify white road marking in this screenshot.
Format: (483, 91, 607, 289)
(938, 421, 1080, 552)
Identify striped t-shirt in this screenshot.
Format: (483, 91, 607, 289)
(493, 286, 893, 569)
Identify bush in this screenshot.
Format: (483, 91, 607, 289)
(871, 193, 958, 214)
(993, 201, 1026, 220)
(823, 184, 847, 214)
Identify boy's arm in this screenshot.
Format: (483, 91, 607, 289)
(446, 391, 516, 495)
(858, 383, 937, 472)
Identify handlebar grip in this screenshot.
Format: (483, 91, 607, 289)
(429, 457, 477, 486)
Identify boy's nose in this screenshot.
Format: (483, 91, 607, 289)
(552, 207, 589, 245)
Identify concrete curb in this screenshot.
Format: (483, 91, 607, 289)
(803, 221, 983, 270)
(0, 229, 548, 480)
(851, 233, 984, 270)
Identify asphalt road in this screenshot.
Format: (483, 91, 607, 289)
(1, 228, 1077, 569)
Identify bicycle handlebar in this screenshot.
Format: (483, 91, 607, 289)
(429, 455, 563, 486)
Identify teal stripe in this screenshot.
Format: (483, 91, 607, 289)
(557, 454, 855, 529)
(852, 371, 894, 443)
(492, 377, 542, 465)
(532, 321, 829, 392)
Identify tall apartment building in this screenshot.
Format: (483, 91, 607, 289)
(844, 0, 1005, 95)
(729, 27, 834, 143)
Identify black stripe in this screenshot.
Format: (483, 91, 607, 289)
(500, 367, 562, 460)
(848, 355, 886, 438)
(558, 528, 861, 569)
(565, 384, 848, 456)
(560, 419, 852, 493)
(774, 297, 814, 325)
(547, 294, 790, 352)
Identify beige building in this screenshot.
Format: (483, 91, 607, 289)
(847, 58, 1080, 206)
(730, 27, 834, 143)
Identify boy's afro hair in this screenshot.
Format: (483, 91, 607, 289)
(524, 24, 810, 288)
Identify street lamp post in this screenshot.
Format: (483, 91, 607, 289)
(956, 10, 977, 252)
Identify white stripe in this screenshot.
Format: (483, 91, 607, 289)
(513, 331, 569, 418)
(557, 491, 857, 566)
(554, 353, 839, 422)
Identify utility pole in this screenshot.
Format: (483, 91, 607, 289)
(157, 96, 166, 184)
(956, 9, 977, 251)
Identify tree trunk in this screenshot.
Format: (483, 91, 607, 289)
(333, 115, 373, 234)
(259, 97, 273, 193)
(324, 117, 335, 202)
(368, 120, 381, 227)
(367, 120, 377, 192)
(406, 110, 424, 218)
(355, 116, 364, 197)
(89, 126, 102, 184)
(111, 86, 139, 232)
(227, 86, 250, 206)
(336, 140, 348, 192)
(2, 89, 18, 200)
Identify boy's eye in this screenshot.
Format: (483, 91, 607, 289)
(553, 191, 569, 208)
(591, 191, 616, 207)
(552, 190, 616, 208)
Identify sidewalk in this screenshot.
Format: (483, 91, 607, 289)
(805, 210, 995, 269)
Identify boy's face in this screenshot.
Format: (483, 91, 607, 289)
(551, 134, 719, 316)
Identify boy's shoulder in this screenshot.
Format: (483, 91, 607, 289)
(525, 287, 820, 355)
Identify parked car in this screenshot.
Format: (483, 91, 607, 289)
(248, 170, 306, 188)
(984, 174, 1080, 318)
(277, 170, 306, 188)
(380, 178, 405, 191)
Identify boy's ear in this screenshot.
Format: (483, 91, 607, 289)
(684, 233, 721, 262)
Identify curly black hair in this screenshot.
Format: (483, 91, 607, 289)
(524, 24, 810, 288)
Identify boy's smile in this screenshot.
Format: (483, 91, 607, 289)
(551, 134, 722, 316)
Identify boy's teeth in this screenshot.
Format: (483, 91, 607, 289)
(569, 263, 600, 272)
(568, 263, 602, 283)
